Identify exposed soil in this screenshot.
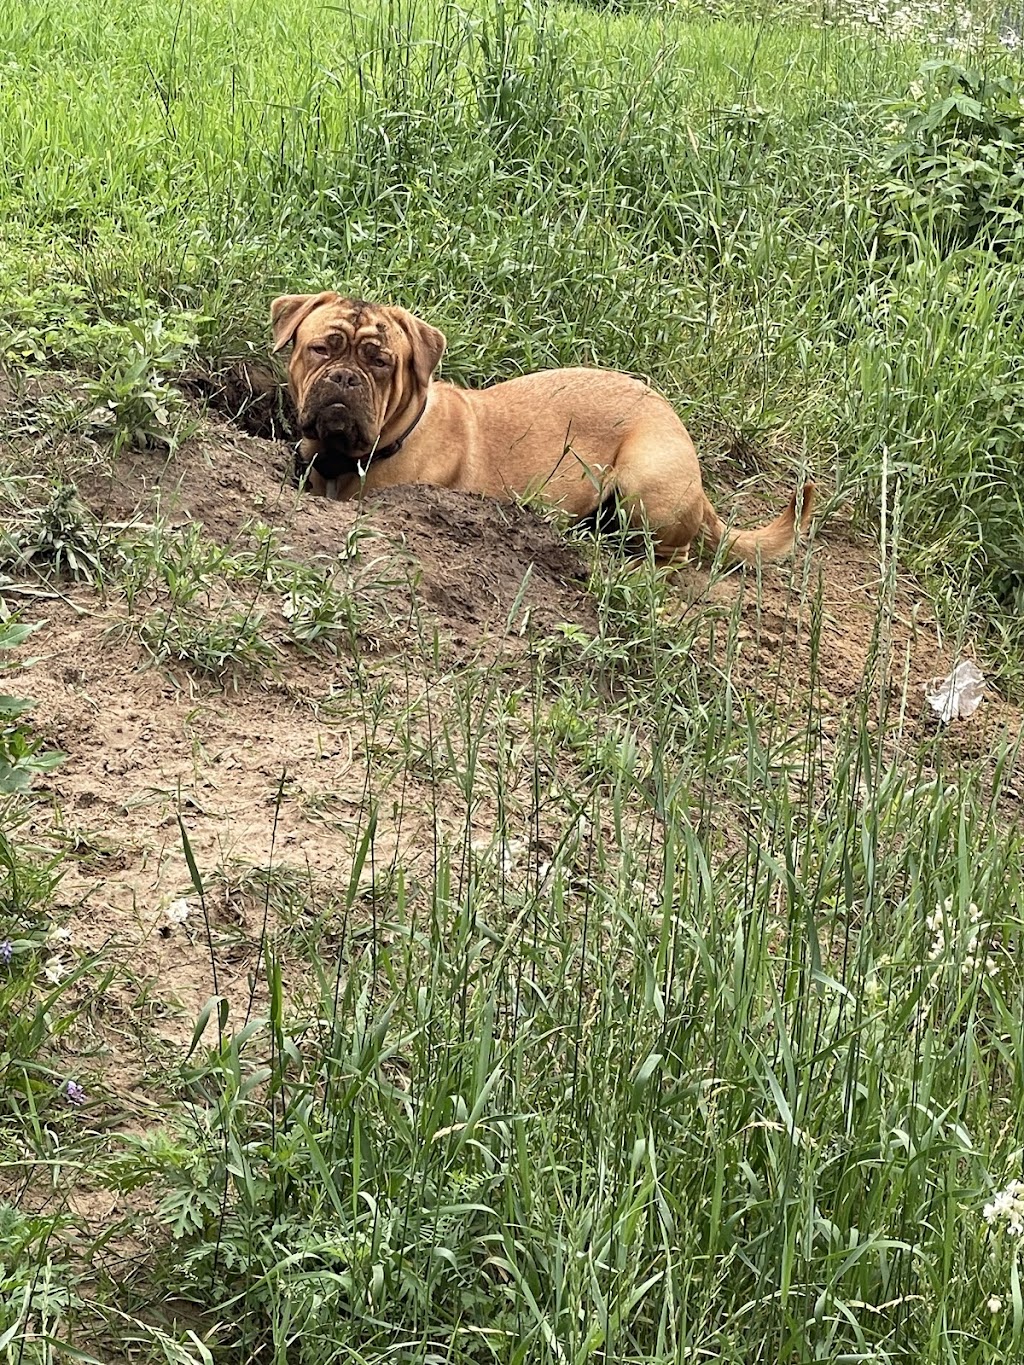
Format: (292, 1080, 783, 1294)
(2, 373, 1022, 1091)
(680, 533, 1023, 812)
(74, 415, 591, 647)
(7, 418, 595, 1061)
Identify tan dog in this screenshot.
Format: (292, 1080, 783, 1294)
(270, 292, 814, 561)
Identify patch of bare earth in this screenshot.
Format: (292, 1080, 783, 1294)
(2, 376, 1022, 1301)
(677, 516, 1023, 792)
(13, 421, 592, 1044)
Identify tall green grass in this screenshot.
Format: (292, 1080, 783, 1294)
(82, 545, 1024, 1365)
(3, 2, 1024, 1361)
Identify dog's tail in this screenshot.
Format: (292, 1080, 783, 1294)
(700, 481, 815, 563)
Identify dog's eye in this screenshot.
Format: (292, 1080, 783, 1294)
(368, 354, 391, 368)
(308, 343, 330, 358)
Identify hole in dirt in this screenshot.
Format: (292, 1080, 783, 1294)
(178, 361, 299, 441)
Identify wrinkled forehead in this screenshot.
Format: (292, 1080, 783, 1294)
(298, 299, 394, 346)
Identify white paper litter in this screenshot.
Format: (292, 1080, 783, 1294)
(926, 660, 986, 723)
(165, 898, 192, 926)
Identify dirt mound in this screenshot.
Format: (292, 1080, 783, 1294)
(75, 420, 592, 649)
(365, 483, 588, 642)
(4, 377, 1023, 1078)
(0, 385, 597, 1061)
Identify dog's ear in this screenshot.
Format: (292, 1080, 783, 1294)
(270, 292, 338, 353)
(393, 308, 447, 388)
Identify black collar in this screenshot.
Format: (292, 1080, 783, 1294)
(371, 397, 429, 461)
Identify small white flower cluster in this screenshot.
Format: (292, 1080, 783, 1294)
(834, 0, 1017, 48)
(984, 1179, 1024, 1237)
(42, 926, 74, 985)
(926, 899, 997, 978)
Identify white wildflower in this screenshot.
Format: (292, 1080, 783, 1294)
(47, 926, 72, 946)
(928, 898, 998, 977)
(988, 1295, 1003, 1313)
(43, 956, 65, 985)
(983, 1180, 1024, 1236)
(926, 898, 952, 960)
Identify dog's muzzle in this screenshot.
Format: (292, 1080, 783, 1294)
(299, 372, 377, 479)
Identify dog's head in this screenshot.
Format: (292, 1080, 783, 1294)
(270, 292, 446, 481)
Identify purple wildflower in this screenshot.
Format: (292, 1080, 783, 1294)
(0, 939, 12, 966)
(64, 1081, 86, 1106)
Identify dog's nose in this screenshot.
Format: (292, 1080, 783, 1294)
(327, 370, 360, 388)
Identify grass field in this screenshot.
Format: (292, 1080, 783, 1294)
(3, 0, 1024, 1361)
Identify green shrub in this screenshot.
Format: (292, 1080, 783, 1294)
(879, 61, 1024, 251)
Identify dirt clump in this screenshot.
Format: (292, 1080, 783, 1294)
(178, 361, 298, 442)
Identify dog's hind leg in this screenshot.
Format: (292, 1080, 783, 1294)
(607, 424, 707, 562)
(612, 422, 813, 565)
